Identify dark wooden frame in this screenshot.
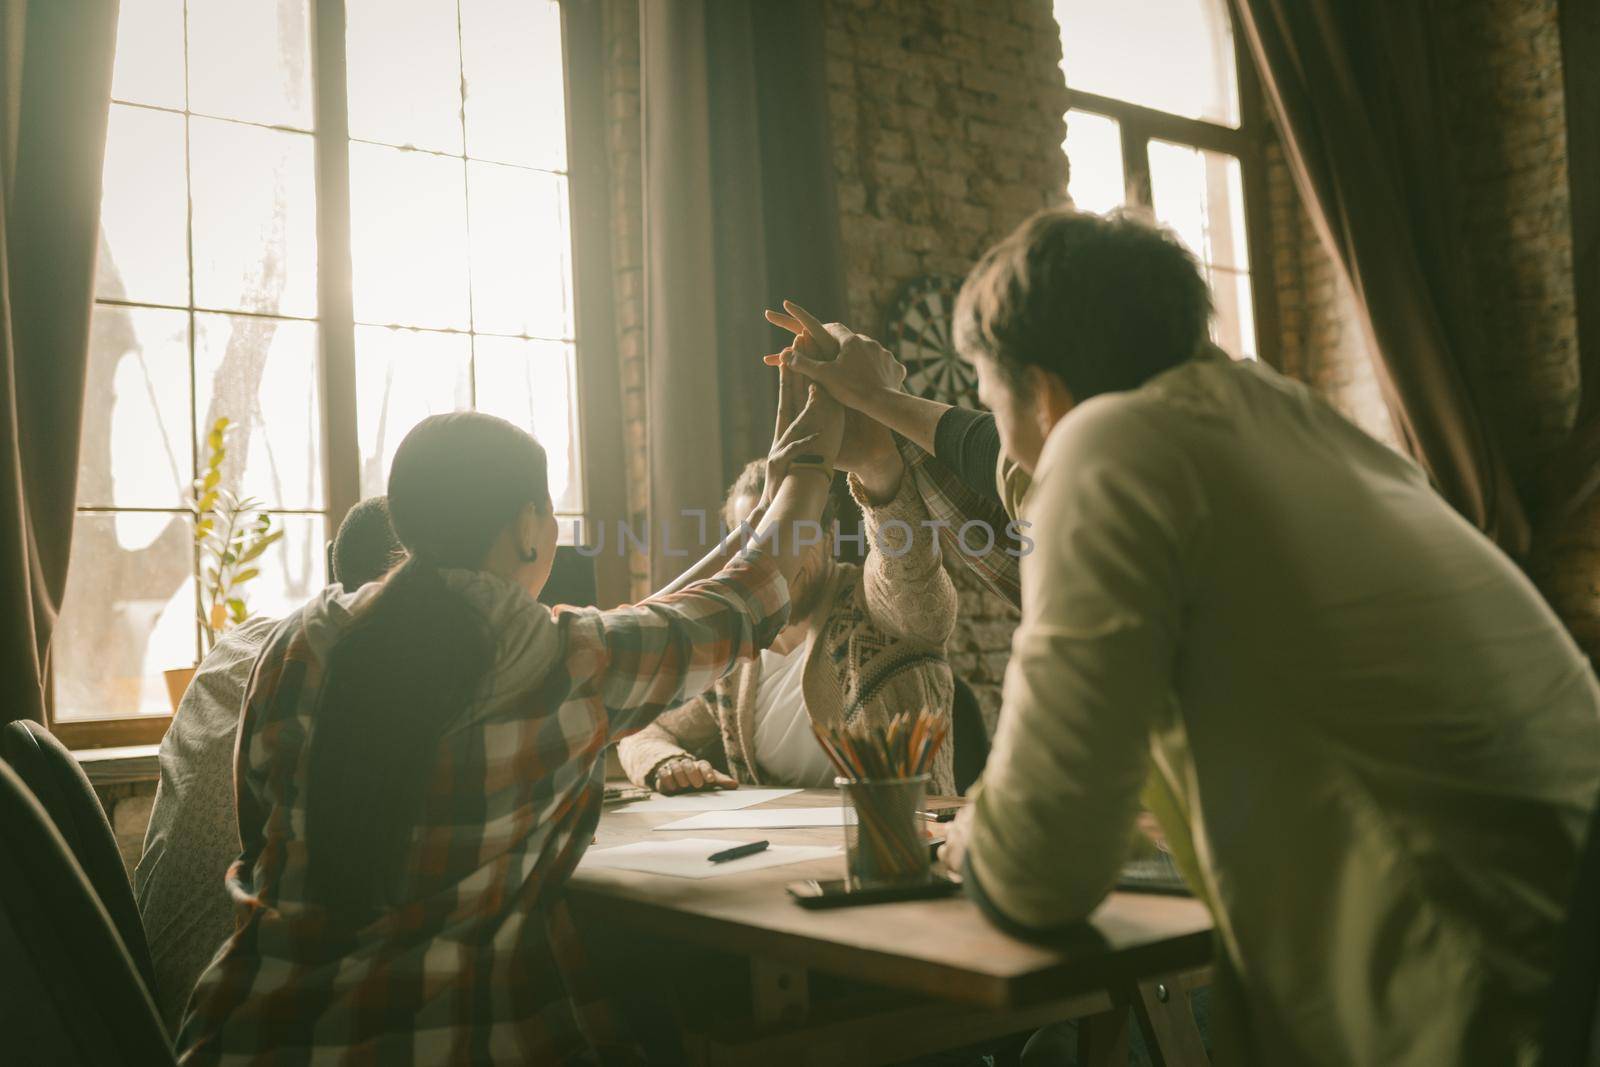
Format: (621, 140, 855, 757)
(54, 0, 619, 748)
(1064, 4, 1281, 369)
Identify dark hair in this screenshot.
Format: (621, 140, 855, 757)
(306, 413, 549, 919)
(331, 496, 401, 589)
(722, 457, 840, 533)
(953, 208, 1213, 400)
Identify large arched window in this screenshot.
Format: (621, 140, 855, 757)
(1054, 0, 1274, 363)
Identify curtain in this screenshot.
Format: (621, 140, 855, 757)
(638, 0, 845, 588)
(1233, 0, 1531, 556)
(0, 0, 119, 723)
(1543, 0, 1600, 531)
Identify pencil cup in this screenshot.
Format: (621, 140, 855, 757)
(838, 775, 930, 889)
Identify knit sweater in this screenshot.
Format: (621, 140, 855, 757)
(617, 469, 959, 794)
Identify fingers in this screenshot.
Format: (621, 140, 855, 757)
(710, 770, 739, 789)
(773, 356, 794, 439)
(765, 308, 804, 336)
(783, 301, 839, 357)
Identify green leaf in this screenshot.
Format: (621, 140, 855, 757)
(198, 490, 219, 513)
(222, 550, 236, 565)
(196, 518, 214, 536)
(227, 597, 248, 623)
(233, 566, 260, 585)
(237, 529, 283, 564)
(202, 469, 221, 491)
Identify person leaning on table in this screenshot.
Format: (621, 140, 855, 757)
(175, 380, 845, 1065)
(769, 208, 1600, 1066)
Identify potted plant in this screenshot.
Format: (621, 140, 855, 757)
(163, 417, 283, 711)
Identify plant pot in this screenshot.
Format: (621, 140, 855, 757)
(164, 666, 197, 713)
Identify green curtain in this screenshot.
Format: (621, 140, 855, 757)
(0, 0, 119, 723)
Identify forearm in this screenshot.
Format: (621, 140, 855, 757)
(852, 387, 950, 454)
(650, 504, 767, 600)
(756, 468, 835, 587)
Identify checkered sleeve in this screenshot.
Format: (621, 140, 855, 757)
(563, 549, 790, 739)
(896, 435, 1023, 608)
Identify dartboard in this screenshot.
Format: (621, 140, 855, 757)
(885, 274, 981, 409)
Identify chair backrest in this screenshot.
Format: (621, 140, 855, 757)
(538, 545, 599, 608)
(1543, 793, 1600, 1066)
(0, 760, 174, 1064)
(0, 719, 159, 998)
(951, 676, 989, 796)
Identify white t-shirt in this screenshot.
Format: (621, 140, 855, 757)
(750, 642, 836, 787)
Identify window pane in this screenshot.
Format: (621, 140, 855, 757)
(349, 143, 471, 329)
(1054, 0, 1239, 126)
(1065, 110, 1124, 214)
(354, 326, 472, 498)
(110, 0, 185, 109)
(1149, 140, 1256, 358)
(97, 105, 188, 305)
(460, 0, 567, 170)
(474, 337, 580, 514)
(78, 306, 192, 509)
(194, 314, 324, 509)
(245, 513, 326, 622)
(190, 118, 318, 317)
(54, 511, 197, 718)
(345, 0, 463, 153)
(467, 163, 572, 339)
(1149, 140, 1249, 272)
(187, 0, 313, 128)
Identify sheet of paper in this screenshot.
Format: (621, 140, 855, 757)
(653, 807, 858, 831)
(579, 838, 840, 879)
(605, 787, 801, 814)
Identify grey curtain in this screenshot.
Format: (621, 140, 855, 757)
(0, 0, 119, 723)
(1233, 0, 1531, 556)
(639, 0, 845, 587)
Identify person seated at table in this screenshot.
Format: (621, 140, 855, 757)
(134, 495, 400, 1032)
(175, 390, 841, 1065)
(617, 420, 958, 796)
(770, 209, 1600, 1065)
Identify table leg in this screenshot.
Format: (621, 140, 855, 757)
(1130, 967, 1211, 1066)
(750, 956, 810, 1025)
(1077, 1001, 1131, 1067)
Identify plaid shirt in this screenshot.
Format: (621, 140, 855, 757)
(176, 551, 788, 1066)
(895, 436, 1023, 609)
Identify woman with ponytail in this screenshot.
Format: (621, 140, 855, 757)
(177, 369, 843, 1065)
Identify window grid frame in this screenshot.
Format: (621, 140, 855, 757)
(1061, 0, 1280, 368)
(53, 0, 605, 748)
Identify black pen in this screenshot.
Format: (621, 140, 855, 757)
(707, 840, 770, 864)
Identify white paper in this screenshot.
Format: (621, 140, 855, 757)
(605, 787, 801, 814)
(579, 837, 840, 879)
(653, 807, 857, 831)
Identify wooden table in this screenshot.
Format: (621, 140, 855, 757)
(569, 788, 1214, 1066)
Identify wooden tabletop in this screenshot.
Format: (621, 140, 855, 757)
(567, 788, 1213, 1008)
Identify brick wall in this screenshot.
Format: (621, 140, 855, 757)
(822, 0, 1070, 728)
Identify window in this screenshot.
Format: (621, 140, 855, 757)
(1053, 0, 1275, 362)
(54, 0, 590, 745)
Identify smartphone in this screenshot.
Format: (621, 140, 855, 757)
(787, 875, 961, 909)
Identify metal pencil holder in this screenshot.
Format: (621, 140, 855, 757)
(837, 774, 930, 888)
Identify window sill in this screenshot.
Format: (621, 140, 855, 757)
(73, 744, 160, 786)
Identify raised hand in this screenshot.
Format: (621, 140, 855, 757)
(764, 300, 909, 412)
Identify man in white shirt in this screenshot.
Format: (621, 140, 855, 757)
(134, 496, 400, 1029)
(776, 208, 1600, 1065)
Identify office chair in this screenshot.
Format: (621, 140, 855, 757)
(0, 719, 159, 999)
(0, 760, 174, 1063)
(951, 676, 989, 796)
(1542, 792, 1600, 1065)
